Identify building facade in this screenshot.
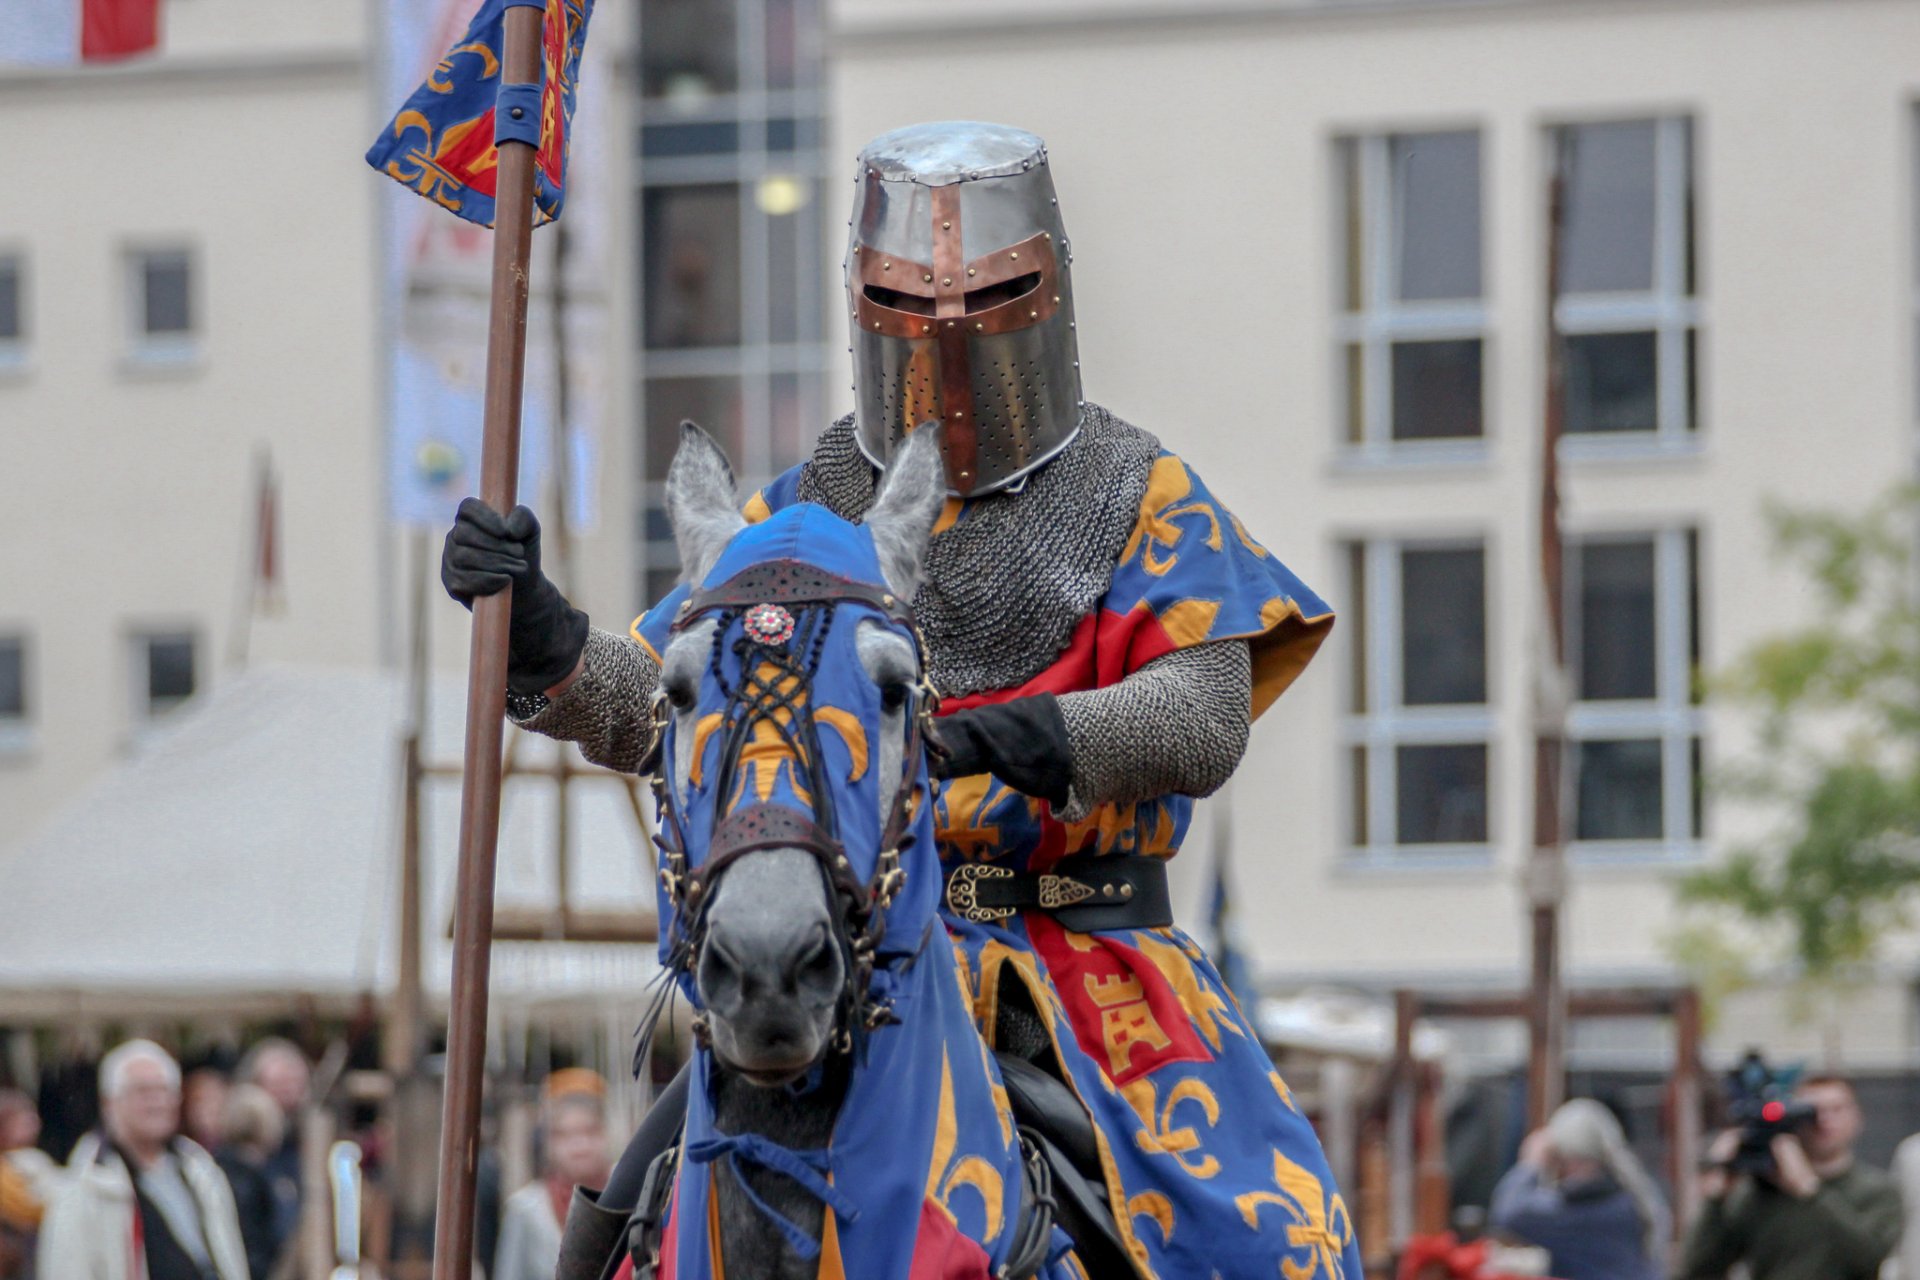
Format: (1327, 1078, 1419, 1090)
(824, 0, 1920, 1065)
(6, 0, 1920, 1074)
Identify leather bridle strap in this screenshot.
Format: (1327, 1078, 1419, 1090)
(651, 560, 938, 1054)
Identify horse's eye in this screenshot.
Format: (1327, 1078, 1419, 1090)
(880, 681, 909, 712)
(665, 679, 696, 711)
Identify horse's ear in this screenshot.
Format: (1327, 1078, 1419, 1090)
(864, 424, 946, 599)
(666, 421, 747, 585)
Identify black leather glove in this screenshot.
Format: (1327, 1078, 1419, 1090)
(441, 498, 589, 696)
(929, 693, 1074, 808)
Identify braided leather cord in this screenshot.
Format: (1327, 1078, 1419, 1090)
(1055, 640, 1252, 821)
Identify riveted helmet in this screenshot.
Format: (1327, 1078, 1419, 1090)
(846, 121, 1083, 497)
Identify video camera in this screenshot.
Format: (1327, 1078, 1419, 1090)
(1721, 1050, 1817, 1176)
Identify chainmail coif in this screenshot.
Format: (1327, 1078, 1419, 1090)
(797, 404, 1162, 698)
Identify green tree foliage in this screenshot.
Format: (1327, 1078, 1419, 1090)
(1677, 485, 1920, 990)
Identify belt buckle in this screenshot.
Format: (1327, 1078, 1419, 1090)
(945, 863, 1015, 924)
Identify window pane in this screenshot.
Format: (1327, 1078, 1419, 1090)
(1337, 138, 1363, 312)
(1396, 743, 1488, 844)
(763, 177, 820, 345)
(1347, 543, 1368, 714)
(1351, 745, 1370, 846)
(640, 0, 737, 102)
(1401, 546, 1486, 705)
(1577, 540, 1656, 700)
(642, 377, 745, 481)
(768, 373, 811, 478)
(645, 566, 683, 607)
(0, 260, 20, 341)
(642, 185, 742, 349)
(640, 120, 739, 158)
(1391, 338, 1483, 440)
(0, 639, 23, 718)
(1691, 736, 1704, 839)
(1576, 738, 1663, 840)
(143, 255, 192, 335)
(1564, 330, 1656, 434)
(1391, 131, 1482, 301)
(1686, 529, 1702, 700)
(765, 0, 807, 91)
(1343, 344, 1365, 444)
(146, 635, 195, 710)
(1560, 121, 1657, 294)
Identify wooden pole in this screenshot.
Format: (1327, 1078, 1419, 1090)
(431, 8, 544, 1279)
(1527, 129, 1573, 1130)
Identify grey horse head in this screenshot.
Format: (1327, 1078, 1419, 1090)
(660, 421, 945, 1085)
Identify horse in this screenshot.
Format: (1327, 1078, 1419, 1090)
(630, 424, 1086, 1280)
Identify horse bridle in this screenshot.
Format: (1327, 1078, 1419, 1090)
(643, 559, 942, 1057)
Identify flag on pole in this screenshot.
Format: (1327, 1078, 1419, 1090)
(366, 0, 594, 228)
(0, 0, 160, 65)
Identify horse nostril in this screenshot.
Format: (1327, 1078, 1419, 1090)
(699, 935, 747, 1007)
(787, 927, 841, 993)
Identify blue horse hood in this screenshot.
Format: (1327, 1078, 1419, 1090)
(699, 504, 889, 592)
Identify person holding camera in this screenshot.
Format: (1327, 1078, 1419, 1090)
(1679, 1073, 1900, 1280)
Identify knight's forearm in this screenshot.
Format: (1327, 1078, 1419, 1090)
(514, 626, 661, 774)
(1055, 640, 1252, 818)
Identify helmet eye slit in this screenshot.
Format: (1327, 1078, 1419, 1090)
(963, 271, 1042, 314)
(862, 283, 936, 316)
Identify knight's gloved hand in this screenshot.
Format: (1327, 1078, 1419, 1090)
(928, 694, 1073, 808)
(440, 498, 590, 696)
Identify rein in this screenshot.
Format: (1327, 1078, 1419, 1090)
(644, 560, 941, 1057)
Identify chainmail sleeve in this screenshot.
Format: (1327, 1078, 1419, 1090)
(513, 626, 661, 775)
(1054, 640, 1252, 821)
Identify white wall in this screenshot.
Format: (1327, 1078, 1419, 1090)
(826, 0, 1920, 1046)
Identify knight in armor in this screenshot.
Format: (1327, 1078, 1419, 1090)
(445, 121, 1359, 1280)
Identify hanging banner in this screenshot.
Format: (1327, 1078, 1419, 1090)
(378, 0, 608, 530)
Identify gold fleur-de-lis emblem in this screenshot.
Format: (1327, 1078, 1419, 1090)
(1234, 1150, 1353, 1280)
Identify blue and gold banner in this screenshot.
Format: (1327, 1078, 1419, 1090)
(367, 0, 594, 227)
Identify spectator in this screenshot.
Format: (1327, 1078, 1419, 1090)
(214, 1086, 283, 1280)
(180, 1071, 228, 1155)
(494, 1071, 613, 1280)
(1488, 1098, 1667, 1280)
(0, 1091, 56, 1216)
(235, 1039, 308, 1263)
(38, 1039, 248, 1280)
(0, 1158, 41, 1280)
(1679, 1072, 1899, 1280)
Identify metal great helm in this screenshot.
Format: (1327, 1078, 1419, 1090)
(846, 122, 1083, 497)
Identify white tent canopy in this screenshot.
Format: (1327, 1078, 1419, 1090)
(0, 666, 659, 1022)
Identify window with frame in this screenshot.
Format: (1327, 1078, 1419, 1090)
(1335, 130, 1487, 454)
(126, 247, 198, 363)
(634, 0, 830, 606)
(0, 635, 27, 750)
(133, 631, 197, 719)
(1342, 538, 1494, 860)
(0, 255, 23, 365)
(1552, 118, 1699, 444)
(1565, 529, 1704, 851)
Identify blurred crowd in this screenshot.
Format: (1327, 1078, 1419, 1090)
(1402, 1071, 1920, 1280)
(0, 1038, 614, 1280)
(14, 1034, 1920, 1280)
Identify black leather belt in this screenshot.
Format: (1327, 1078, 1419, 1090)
(944, 854, 1172, 932)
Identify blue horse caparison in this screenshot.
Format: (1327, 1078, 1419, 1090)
(642, 426, 1079, 1280)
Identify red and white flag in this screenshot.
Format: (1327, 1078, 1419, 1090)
(0, 0, 160, 66)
